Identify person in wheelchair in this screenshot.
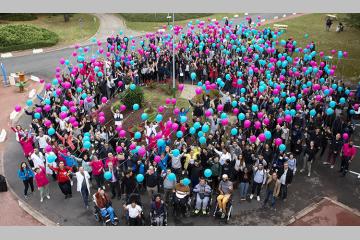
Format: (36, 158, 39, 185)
(193, 177, 211, 215)
(123, 198, 143, 226)
(94, 188, 118, 225)
(173, 179, 190, 217)
(150, 194, 167, 226)
(216, 174, 233, 219)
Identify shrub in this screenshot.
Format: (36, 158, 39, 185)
(0, 14, 37, 21)
(0, 24, 59, 52)
(119, 87, 145, 109)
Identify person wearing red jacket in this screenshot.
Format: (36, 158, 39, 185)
(34, 166, 50, 202)
(49, 161, 73, 199)
(89, 155, 104, 188)
(340, 141, 357, 177)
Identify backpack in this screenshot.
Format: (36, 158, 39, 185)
(0, 175, 8, 192)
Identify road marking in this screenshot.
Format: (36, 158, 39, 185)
(1, 53, 13, 58)
(30, 75, 40, 82)
(293, 13, 297, 15)
(0, 129, 6, 143)
(349, 170, 360, 176)
(274, 16, 279, 20)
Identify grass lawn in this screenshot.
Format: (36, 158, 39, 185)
(119, 13, 243, 32)
(143, 84, 189, 109)
(262, 13, 360, 82)
(0, 14, 99, 47)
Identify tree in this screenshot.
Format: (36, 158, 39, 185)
(342, 14, 360, 29)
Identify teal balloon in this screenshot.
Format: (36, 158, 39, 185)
(83, 136, 90, 142)
(141, 113, 148, 121)
(199, 136, 206, 145)
(167, 173, 176, 181)
(194, 122, 201, 129)
(76, 87, 83, 93)
(157, 139, 165, 147)
(204, 169, 212, 178)
(52, 78, 58, 85)
(26, 99, 33, 107)
(191, 72, 197, 80)
(44, 98, 51, 105)
(81, 93, 87, 99)
(274, 97, 280, 104)
(97, 72, 103, 77)
(240, 97, 246, 103)
(134, 131, 141, 139)
(231, 101, 238, 107)
(326, 108, 334, 115)
(201, 124, 209, 133)
(339, 97, 346, 104)
(238, 113, 245, 121)
(136, 174, 144, 183)
(34, 113, 41, 119)
(133, 104, 140, 111)
(189, 127, 196, 135)
(84, 132, 91, 138)
(279, 144, 286, 152)
(176, 131, 183, 138)
(329, 101, 336, 108)
(172, 149, 180, 157)
(251, 104, 259, 112)
(46, 154, 57, 163)
(104, 171, 112, 180)
(155, 114, 163, 122)
(264, 131, 272, 140)
(220, 112, 227, 119)
(48, 128, 55, 136)
(225, 74, 231, 80)
(83, 141, 91, 149)
(130, 84, 136, 90)
(231, 128, 238, 136)
(61, 106, 68, 112)
(182, 178, 191, 186)
(180, 116, 187, 123)
(310, 109, 316, 117)
(197, 131, 204, 138)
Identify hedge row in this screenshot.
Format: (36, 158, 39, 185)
(0, 14, 37, 21)
(0, 24, 59, 52)
(119, 13, 212, 22)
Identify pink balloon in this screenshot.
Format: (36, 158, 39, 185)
(45, 145, 52, 153)
(72, 121, 79, 128)
(296, 104, 302, 111)
(171, 98, 177, 105)
(249, 135, 257, 143)
(285, 115, 292, 123)
(244, 120, 251, 128)
(99, 116, 105, 123)
(98, 112, 105, 117)
(14, 105, 21, 112)
(101, 97, 108, 104)
(44, 120, 52, 127)
(138, 147, 146, 157)
(257, 112, 264, 119)
(59, 112, 67, 120)
(166, 120, 173, 129)
(221, 118, 229, 125)
(120, 105, 126, 112)
(59, 58, 65, 65)
(172, 123, 179, 131)
(277, 117, 284, 125)
(43, 105, 51, 112)
(258, 133, 266, 142)
(165, 98, 171, 104)
(129, 143, 136, 150)
(343, 133, 349, 140)
(158, 105, 165, 113)
(154, 155, 161, 163)
(40, 79, 45, 84)
(275, 138, 282, 146)
(233, 108, 239, 115)
(195, 88, 203, 95)
(118, 81, 123, 87)
(173, 108, 180, 115)
(178, 84, 184, 91)
(254, 121, 262, 129)
(70, 106, 77, 113)
(119, 130, 126, 138)
(205, 110, 212, 117)
(263, 118, 270, 126)
(217, 104, 224, 112)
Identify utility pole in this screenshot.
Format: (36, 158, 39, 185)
(172, 12, 175, 96)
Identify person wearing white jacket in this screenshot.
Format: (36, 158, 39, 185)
(75, 166, 91, 209)
(213, 147, 232, 166)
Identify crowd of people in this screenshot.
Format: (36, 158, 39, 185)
(11, 16, 359, 225)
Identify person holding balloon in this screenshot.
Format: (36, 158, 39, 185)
(48, 161, 73, 199)
(104, 162, 121, 200)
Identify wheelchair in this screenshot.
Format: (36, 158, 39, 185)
(172, 191, 192, 218)
(213, 194, 233, 223)
(149, 203, 168, 226)
(92, 194, 119, 226)
(123, 193, 145, 226)
(190, 192, 213, 216)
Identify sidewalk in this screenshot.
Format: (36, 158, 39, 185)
(0, 78, 44, 226)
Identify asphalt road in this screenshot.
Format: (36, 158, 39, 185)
(3, 12, 360, 226)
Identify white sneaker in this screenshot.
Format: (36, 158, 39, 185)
(46, 195, 50, 199)
(194, 209, 200, 214)
(250, 194, 254, 199)
(308, 173, 311, 177)
(358, 175, 360, 179)
(257, 196, 260, 201)
(330, 165, 334, 169)
(300, 169, 304, 173)
(40, 198, 43, 203)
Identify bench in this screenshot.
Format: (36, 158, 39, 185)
(274, 24, 288, 32)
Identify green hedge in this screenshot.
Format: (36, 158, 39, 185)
(0, 24, 59, 52)
(119, 13, 212, 22)
(0, 14, 37, 21)
(119, 86, 145, 109)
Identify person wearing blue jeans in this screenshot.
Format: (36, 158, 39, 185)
(95, 188, 117, 225)
(239, 167, 251, 200)
(263, 172, 280, 208)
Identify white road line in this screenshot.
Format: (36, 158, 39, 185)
(293, 13, 297, 15)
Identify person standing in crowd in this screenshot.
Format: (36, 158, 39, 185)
(162, 169, 176, 204)
(250, 163, 267, 201)
(277, 162, 293, 201)
(340, 141, 357, 177)
(239, 167, 252, 201)
(89, 156, 104, 189)
(34, 166, 50, 202)
(105, 162, 121, 200)
(49, 161, 73, 199)
(17, 162, 34, 199)
(300, 141, 317, 177)
(75, 166, 91, 209)
(324, 133, 343, 168)
(263, 172, 281, 208)
(145, 166, 159, 201)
